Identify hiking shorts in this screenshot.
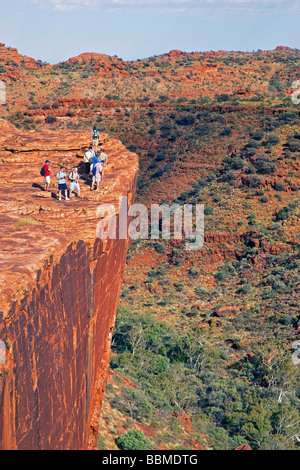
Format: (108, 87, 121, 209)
(44, 176, 50, 184)
(70, 181, 80, 193)
(58, 183, 68, 191)
(92, 174, 101, 183)
(92, 138, 99, 146)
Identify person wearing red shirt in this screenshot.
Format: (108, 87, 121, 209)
(44, 159, 51, 191)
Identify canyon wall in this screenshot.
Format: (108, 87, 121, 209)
(0, 120, 138, 449)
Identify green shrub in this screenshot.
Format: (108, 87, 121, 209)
(195, 125, 211, 137)
(152, 168, 164, 178)
(188, 266, 200, 277)
(220, 127, 232, 136)
(246, 139, 260, 148)
(45, 115, 57, 124)
(116, 430, 153, 450)
(149, 160, 157, 169)
(158, 296, 172, 306)
(176, 114, 196, 126)
(194, 285, 209, 298)
(174, 281, 186, 292)
(277, 111, 298, 123)
(216, 93, 230, 102)
(287, 138, 300, 152)
(111, 386, 153, 421)
(252, 155, 277, 174)
(214, 270, 227, 281)
(243, 174, 262, 188)
(275, 206, 292, 221)
(228, 157, 244, 170)
(245, 147, 257, 157)
(250, 130, 264, 141)
(222, 170, 236, 183)
(264, 134, 280, 146)
(204, 206, 214, 215)
(154, 242, 166, 253)
(273, 181, 286, 191)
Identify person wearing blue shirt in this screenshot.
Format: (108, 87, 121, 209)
(56, 166, 70, 201)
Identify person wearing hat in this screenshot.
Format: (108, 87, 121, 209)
(69, 166, 81, 198)
(84, 146, 95, 174)
(44, 159, 51, 191)
(56, 166, 70, 201)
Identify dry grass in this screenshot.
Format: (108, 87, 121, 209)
(15, 218, 39, 227)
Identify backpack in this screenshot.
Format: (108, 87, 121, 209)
(40, 165, 46, 176)
(92, 165, 97, 175)
(92, 130, 98, 139)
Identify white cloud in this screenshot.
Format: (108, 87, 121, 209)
(30, 0, 99, 11)
(29, 0, 300, 13)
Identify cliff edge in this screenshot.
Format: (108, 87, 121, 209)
(0, 118, 138, 449)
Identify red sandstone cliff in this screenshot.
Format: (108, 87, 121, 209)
(0, 119, 138, 449)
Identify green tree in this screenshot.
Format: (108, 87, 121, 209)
(242, 403, 272, 448)
(270, 405, 300, 443)
(116, 430, 153, 450)
(110, 386, 153, 421)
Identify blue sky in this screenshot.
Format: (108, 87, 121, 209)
(0, 0, 299, 63)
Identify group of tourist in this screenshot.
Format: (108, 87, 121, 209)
(40, 128, 108, 201)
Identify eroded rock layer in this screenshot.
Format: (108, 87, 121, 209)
(0, 119, 138, 449)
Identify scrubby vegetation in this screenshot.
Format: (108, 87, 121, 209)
(1, 44, 299, 450)
(107, 246, 300, 450)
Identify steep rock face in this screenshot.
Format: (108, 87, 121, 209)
(0, 119, 138, 449)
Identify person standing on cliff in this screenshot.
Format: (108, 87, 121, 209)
(90, 160, 102, 191)
(84, 146, 95, 174)
(99, 147, 107, 181)
(42, 159, 51, 191)
(56, 166, 70, 201)
(69, 167, 81, 198)
(91, 126, 99, 153)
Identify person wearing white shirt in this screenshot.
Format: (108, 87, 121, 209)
(84, 146, 95, 174)
(69, 167, 81, 198)
(99, 147, 108, 180)
(56, 166, 70, 201)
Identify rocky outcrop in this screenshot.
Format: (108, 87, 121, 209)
(0, 119, 138, 449)
(0, 43, 42, 71)
(2, 43, 299, 118)
(235, 443, 252, 450)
